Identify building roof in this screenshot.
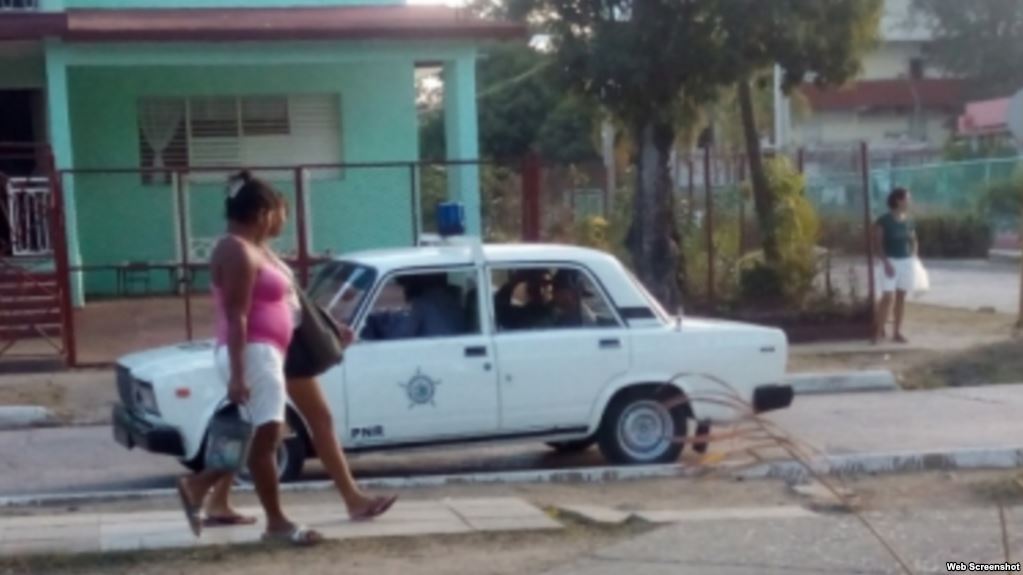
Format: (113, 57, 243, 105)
(0, 5, 526, 43)
(801, 79, 966, 112)
(957, 97, 1011, 137)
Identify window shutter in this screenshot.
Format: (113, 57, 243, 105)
(188, 96, 241, 167)
(242, 96, 290, 136)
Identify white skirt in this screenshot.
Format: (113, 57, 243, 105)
(876, 257, 929, 295)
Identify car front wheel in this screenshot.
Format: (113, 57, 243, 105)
(597, 389, 687, 465)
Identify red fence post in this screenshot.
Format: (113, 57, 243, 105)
(293, 167, 311, 287)
(860, 141, 876, 319)
(174, 171, 193, 342)
(43, 152, 77, 367)
(738, 157, 747, 255)
(704, 145, 715, 307)
(521, 152, 541, 242)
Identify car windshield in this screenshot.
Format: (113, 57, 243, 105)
(307, 261, 378, 326)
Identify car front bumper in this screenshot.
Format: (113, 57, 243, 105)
(752, 384, 795, 413)
(112, 405, 185, 457)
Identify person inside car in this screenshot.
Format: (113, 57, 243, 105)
(550, 270, 598, 328)
(402, 273, 466, 337)
(494, 270, 554, 330)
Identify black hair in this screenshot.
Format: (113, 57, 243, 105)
(887, 187, 909, 210)
(224, 170, 279, 225)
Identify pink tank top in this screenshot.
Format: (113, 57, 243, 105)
(213, 260, 294, 354)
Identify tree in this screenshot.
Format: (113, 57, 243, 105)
(716, 0, 882, 263)
(913, 0, 1023, 98)
(505, 0, 729, 309)
(506, 0, 880, 308)
(419, 43, 600, 163)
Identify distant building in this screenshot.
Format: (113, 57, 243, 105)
(957, 97, 1013, 148)
(791, 0, 965, 154)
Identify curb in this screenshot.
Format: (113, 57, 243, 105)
(784, 370, 898, 395)
(0, 464, 697, 508)
(6, 445, 1023, 507)
(735, 445, 1023, 483)
(0, 406, 58, 431)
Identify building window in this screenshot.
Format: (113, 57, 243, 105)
(138, 94, 341, 184)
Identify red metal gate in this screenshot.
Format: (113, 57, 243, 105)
(0, 143, 75, 370)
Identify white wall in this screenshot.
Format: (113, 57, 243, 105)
(795, 109, 953, 148)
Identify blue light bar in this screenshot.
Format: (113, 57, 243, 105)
(436, 202, 466, 237)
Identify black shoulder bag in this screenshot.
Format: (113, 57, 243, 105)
(284, 288, 346, 379)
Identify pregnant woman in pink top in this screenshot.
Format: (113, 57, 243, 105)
(176, 172, 322, 546)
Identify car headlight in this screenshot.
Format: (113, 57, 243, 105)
(134, 381, 160, 416)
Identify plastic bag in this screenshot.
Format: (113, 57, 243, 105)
(911, 258, 930, 297)
(204, 403, 253, 472)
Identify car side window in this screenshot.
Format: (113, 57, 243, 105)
(360, 269, 481, 341)
(491, 266, 619, 332)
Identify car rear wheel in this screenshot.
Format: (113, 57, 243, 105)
(236, 432, 306, 485)
(546, 438, 596, 453)
(598, 389, 687, 465)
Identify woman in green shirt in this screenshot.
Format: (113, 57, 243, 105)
(873, 187, 918, 344)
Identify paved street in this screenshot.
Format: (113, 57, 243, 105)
(544, 506, 1023, 575)
(6, 384, 1023, 498)
(916, 259, 1020, 315)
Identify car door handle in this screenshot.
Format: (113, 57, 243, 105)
(465, 346, 488, 358)
(599, 338, 622, 349)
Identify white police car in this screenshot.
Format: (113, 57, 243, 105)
(113, 239, 792, 482)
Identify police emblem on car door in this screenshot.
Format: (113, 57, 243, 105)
(400, 368, 441, 408)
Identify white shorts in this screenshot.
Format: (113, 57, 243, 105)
(876, 257, 916, 293)
(214, 343, 287, 427)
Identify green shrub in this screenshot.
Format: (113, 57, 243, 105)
(737, 157, 821, 307)
(915, 214, 992, 259)
(573, 215, 611, 252)
(976, 170, 1023, 236)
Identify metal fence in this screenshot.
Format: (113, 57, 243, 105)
(4, 145, 894, 367)
(869, 155, 1023, 250)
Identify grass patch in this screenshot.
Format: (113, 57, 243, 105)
(901, 339, 1023, 389)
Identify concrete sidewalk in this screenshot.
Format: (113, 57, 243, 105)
(0, 497, 560, 556)
(544, 506, 1023, 575)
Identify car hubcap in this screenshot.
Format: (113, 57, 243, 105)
(617, 400, 674, 461)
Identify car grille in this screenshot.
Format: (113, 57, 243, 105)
(116, 364, 135, 409)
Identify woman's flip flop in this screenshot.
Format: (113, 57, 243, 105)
(261, 525, 324, 547)
(349, 495, 399, 522)
(176, 478, 203, 538)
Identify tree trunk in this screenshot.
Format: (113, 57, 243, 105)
(738, 77, 780, 263)
(626, 121, 683, 310)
